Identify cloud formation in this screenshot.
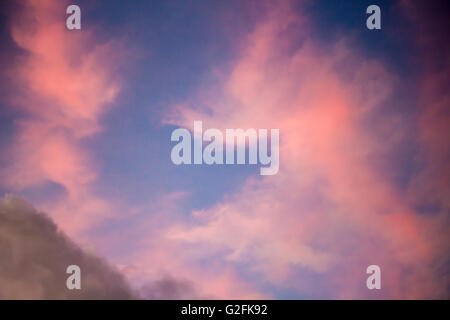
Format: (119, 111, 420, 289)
(139, 275, 198, 300)
(164, 1, 448, 298)
(0, 195, 135, 299)
(0, 0, 447, 299)
(1, 0, 125, 236)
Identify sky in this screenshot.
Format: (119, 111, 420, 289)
(0, 0, 448, 299)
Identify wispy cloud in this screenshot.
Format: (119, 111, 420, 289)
(0, 0, 447, 299)
(2, 0, 125, 236)
(163, 1, 448, 298)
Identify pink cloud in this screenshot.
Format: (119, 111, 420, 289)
(2, 0, 125, 236)
(2, 0, 446, 299)
(163, 1, 446, 298)
(91, 192, 267, 299)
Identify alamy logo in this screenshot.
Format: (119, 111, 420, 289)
(171, 121, 279, 175)
(66, 265, 81, 290)
(366, 265, 381, 290)
(66, 5, 81, 30)
(366, 5, 381, 30)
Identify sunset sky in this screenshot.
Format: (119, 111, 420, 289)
(0, 0, 448, 299)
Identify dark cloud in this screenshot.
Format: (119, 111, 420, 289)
(402, 0, 450, 71)
(401, 1, 450, 299)
(0, 195, 136, 299)
(139, 275, 199, 300)
(402, 0, 450, 213)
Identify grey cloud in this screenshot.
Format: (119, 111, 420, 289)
(139, 275, 199, 300)
(0, 195, 136, 299)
